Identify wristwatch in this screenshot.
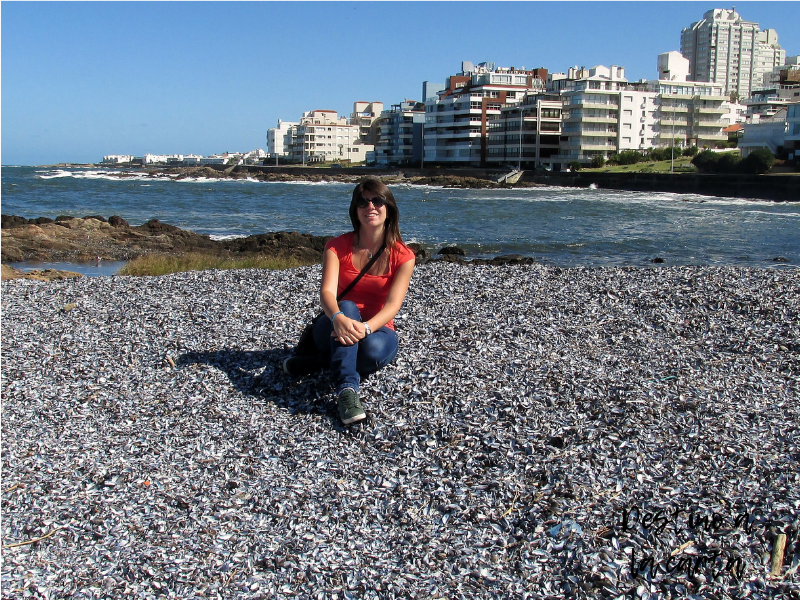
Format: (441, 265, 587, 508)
(363, 323, 372, 336)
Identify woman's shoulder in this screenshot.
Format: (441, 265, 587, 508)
(391, 240, 416, 264)
(325, 232, 355, 253)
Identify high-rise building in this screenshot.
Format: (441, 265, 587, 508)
(680, 8, 785, 100)
(375, 101, 425, 166)
(546, 65, 658, 166)
(424, 61, 547, 166)
(349, 102, 384, 145)
(486, 93, 563, 169)
(267, 119, 299, 161)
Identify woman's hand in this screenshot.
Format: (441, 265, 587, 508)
(332, 316, 366, 346)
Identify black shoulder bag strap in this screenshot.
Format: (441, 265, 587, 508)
(336, 244, 386, 302)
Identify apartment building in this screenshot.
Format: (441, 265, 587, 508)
(284, 110, 373, 165)
(101, 155, 134, 164)
(680, 8, 785, 100)
(650, 52, 730, 148)
(486, 93, 562, 169)
(423, 61, 548, 166)
(786, 102, 800, 162)
(739, 107, 789, 157)
(618, 89, 659, 151)
(267, 120, 299, 161)
(375, 101, 425, 166)
(549, 65, 643, 165)
(350, 102, 384, 145)
(744, 61, 800, 119)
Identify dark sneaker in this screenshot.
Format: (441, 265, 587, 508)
(283, 355, 323, 377)
(338, 388, 365, 424)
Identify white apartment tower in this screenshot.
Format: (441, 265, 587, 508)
(550, 65, 658, 165)
(350, 102, 384, 145)
(267, 119, 299, 160)
(285, 110, 373, 165)
(680, 8, 785, 100)
(424, 61, 548, 166)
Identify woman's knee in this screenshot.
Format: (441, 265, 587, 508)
(357, 329, 398, 373)
(338, 300, 361, 319)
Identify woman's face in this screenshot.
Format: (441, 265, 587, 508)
(357, 191, 387, 230)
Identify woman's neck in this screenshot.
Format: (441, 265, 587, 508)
(357, 226, 385, 250)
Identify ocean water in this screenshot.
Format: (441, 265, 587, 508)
(2, 165, 799, 273)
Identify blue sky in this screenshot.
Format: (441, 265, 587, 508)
(2, 1, 799, 166)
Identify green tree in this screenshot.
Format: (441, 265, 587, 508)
(740, 148, 775, 174)
(649, 147, 671, 162)
(691, 149, 720, 173)
(717, 152, 742, 173)
(590, 155, 606, 168)
(615, 150, 644, 165)
(682, 146, 699, 157)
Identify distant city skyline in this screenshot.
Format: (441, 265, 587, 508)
(2, 1, 798, 166)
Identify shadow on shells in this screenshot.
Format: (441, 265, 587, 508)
(177, 348, 352, 427)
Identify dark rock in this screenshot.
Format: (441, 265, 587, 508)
(435, 254, 468, 264)
(651, 257, 665, 263)
(55, 215, 76, 222)
(140, 219, 182, 234)
(1, 215, 29, 229)
(771, 256, 789, 263)
(483, 254, 535, 266)
(548, 436, 565, 449)
(108, 216, 129, 228)
(438, 246, 466, 256)
(33, 217, 54, 225)
(407, 243, 430, 262)
(221, 231, 331, 262)
(83, 215, 107, 222)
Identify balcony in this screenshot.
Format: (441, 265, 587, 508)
(585, 130, 618, 137)
(564, 115, 617, 124)
(661, 118, 688, 127)
(693, 119, 723, 127)
(576, 100, 620, 109)
(560, 141, 616, 151)
(659, 105, 689, 113)
(694, 106, 728, 115)
(695, 133, 728, 142)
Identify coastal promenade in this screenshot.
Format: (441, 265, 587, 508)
(2, 262, 798, 597)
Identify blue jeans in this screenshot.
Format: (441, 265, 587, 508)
(312, 300, 398, 394)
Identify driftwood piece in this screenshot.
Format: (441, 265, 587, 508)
(771, 533, 787, 577)
(3, 527, 62, 549)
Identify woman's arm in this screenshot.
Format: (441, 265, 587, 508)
(321, 247, 363, 346)
(363, 257, 415, 334)
(320, 247, 341, 318)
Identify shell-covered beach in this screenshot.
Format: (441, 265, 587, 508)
(2, 263, 799, 599)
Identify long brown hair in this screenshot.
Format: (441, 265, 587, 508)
(349, 177, 403, 250)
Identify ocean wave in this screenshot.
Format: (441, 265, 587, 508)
(37, 169, 154, 181)
(744, 209, 800, 218)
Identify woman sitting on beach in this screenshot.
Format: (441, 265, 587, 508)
(284, 177, 416, 425)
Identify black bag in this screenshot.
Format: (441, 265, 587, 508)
(293, 313, 325, 356)
(292, 244, 385, 356)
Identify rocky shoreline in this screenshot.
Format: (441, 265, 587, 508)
(109, 166, 547, 190)
(1, 212, 536, 278)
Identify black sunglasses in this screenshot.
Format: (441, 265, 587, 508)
(356, 197, 386, 209)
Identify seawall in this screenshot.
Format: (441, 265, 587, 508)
(243, 166, 799, 202)
(522, 171, 800, 202)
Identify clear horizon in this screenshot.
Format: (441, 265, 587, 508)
(3, 1, 799, 166)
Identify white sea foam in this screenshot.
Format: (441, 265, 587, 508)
(37, 169, 153, 182)
(744, 209, 800, 218)
(209, 234, 248, 241)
